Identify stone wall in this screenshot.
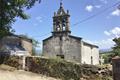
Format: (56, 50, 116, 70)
(43, 35, 81, 63)
(112, 56, 120, 80)
(21, 39, 32, 55)
(43, 35, 99, 65)
(25, 57, 112, 80)
(1, 55, 112, 80)
(4, 56, 23, 69)
(0, 52, 10, 64)
(0, 53, 23, 69)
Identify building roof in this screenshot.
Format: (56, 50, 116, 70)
(112, 56, 120, 60)
(83, 41, 99, 48)
(69, 35, 82, 40)
(0, 34, 32, 52)
(43, 35, 82, 42)
(14, 35, 32, 42)
(7, 34, 32, 43)
(43, 36, 53, 42)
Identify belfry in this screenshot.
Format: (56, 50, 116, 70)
(52, 2, 70, 36)
(43, 1, 99, 65)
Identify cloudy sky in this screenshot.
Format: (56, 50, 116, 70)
(12, 0, 120, 50)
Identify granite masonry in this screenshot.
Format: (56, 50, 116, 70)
(43, 2, 99, 65)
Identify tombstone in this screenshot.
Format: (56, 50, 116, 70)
(112, 56, 120, 80)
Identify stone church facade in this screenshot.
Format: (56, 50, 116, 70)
(43, 2, 99, 65)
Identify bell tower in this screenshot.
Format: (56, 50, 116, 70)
(52, 1, 71, 36)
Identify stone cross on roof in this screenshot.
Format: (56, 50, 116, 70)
(60, 0, 63, 7)
(57, 0, 66, 15)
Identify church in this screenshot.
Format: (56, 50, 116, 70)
(43, 2, 99, 65)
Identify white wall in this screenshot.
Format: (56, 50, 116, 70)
(91, 47, 99, 65)
(81, 42, 99, 65)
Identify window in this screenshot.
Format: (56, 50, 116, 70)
(91, 56, 93, 65)
(56, 55, 64, 59)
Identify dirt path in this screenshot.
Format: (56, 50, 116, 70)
(0, 65, 60, 80)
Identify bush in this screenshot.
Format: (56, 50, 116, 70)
(25, 57, 112, 80)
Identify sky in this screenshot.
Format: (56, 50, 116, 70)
(12, 0, 120, 50)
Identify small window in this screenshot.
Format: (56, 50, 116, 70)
(91, 56, 93, 65)
(56, 55, 64, 59)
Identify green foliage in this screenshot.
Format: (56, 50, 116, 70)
(32, 47, 36, 56)
(113, 37, 120, 56)
(102, 37, 120, 64)
(101, 52, 115, 64)
(32, 38, 40, 56)
(0, 0, 41, 38)
(26, 57, 112, 80)
(1, 55, 112, 80)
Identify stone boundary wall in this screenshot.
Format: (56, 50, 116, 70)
(25, 57, 112, 80)
(0, 55, 112, 80)
(0, 52, 10, 64)
(0, 53, 23, 69)
(4, 55, 23, 69)
(112, 56, 120, 80)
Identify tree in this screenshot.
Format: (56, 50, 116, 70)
(101, 52, 115, 64)
(32, 38, 40, 56)
(112, 37, 120, 56)
(0, 0, 41, 38)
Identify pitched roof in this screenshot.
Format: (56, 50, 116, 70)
(43, 36, 53, 42)
(7, 34, 32, 43)
(83, 41, 99, 48)
(69, 35, 82, 40)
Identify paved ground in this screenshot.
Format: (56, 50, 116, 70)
(0, 65, 60, 80)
